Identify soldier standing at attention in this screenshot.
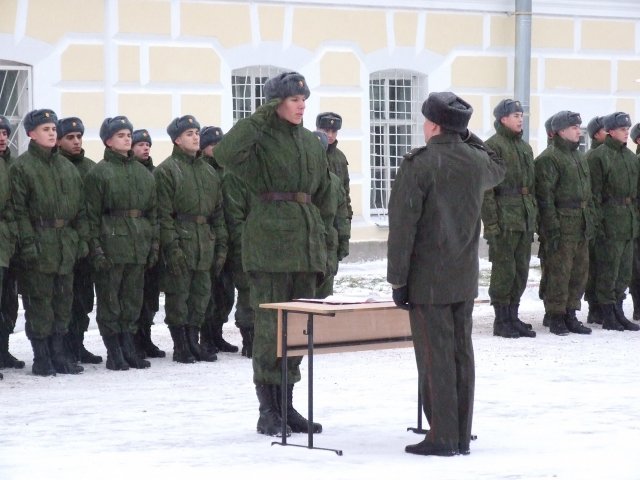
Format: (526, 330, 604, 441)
(155, 116, 227, 364)
(482, 99, 537, 338)
(388, 92, 505, 456)
(85, 116, 157, 371)
(0, 115, 23, 373)
(12, 109, 88, 376)
(199, 126, 238, 355)
(588, 112, 640, 331)
(629, 123, 640, 320)
(131, 129, 166, 359)
(535, 111, 594, 335)
(215, 72, 333, 437)
(56, 117, 102, 364)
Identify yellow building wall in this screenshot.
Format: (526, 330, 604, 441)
(259, 5, 286, 42)
(319, 52, 360, 87)
(26, 0, 104, 43)
(181, 3, 252, 47)
(425, 13, 483, 55)
(118, 0, 171, 35)
(0, 0, 18, 33)
(149, 46, 221, 84)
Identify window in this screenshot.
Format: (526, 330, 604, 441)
(369, 70, 426, 216)
(231, 66, 286, 123)
(0, 61, 32, 155)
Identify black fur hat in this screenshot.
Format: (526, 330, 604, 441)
(24, 109, 57, 134)
(587, 116, 605, 139)
(132, 129, 152, 146)
(421, 92, 473, 133)
(264, 72, 310, 102)
(316, 112, 342, 130)
(0, 115, 11, 135)
(167, 115, 200, 143)
(493, 99, 524, 120)
(199, 126, 224, 150)
(603, 112, 631, 131)
(57, 117, 85, 139)
(100, 116, 133, 145)
(551, 111, 582, 132)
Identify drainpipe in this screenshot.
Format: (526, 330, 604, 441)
(514, 0, 532, 142)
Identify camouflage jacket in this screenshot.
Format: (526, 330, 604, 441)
(11, 141, 88, 274)
(59, 148, 95, 181)
(214, 99, 333, 273)
(535, 136, 594, 241)
(154, 146, 227, 271)
(0, 154, 16, 267)
(85, 148, 157, 265)
(135, 155, 154, 173)
(222, 172, 254, 274)
(327, 141, 352, 219)
(482, 122, 537, 233)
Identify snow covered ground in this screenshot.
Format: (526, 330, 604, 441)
(1, 258, 639, 480)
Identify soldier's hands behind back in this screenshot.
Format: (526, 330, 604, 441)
(92, 252, 113, 272)
(167, 248, 188, 276)
(213, 255, 226, 277)
(76, 240, 89, 261)
(547, 228, 561, 254)
(146, 245, 159, 269)
(392, 285, 410, 311)
(20, 242, 39, 265)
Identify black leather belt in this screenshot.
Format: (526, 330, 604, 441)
(174, 213, 210, 224)
(260, 192, 312, 204)
(107, 209, 144, 218)
(555, 199, 588, 209)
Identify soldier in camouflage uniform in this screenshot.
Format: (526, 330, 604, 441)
(630, 123, 640, 320)
(85, 116, 158, 371)
(0, 115, 23, 374)
(199, 126, 238, 355)
(155, 115, 227, 364)
(56, 117, 102, 364)
(388, 92, 505, 456)
(584, 116, 607, 325)
(12, 109, 88, 376)
(535, 111, 594, 335)
(482, 99, 537, 338)
(216, 72, 334, 437)
(131, 129, 165, 359)
(588, 112, 640, 331)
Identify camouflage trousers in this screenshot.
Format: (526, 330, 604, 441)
(0, 261, 18, 337)
(94, 263, 144, 336)
(68, 258, 94, 337)
(629, 237, 640, 306)
(583, 243, 598, 304)
(410, 301, 475, 451)
(162, 269, 211, 328)
(249, 271, 316, 385)
(488, 230, 533, 305)
(542, 237, 589, 314)
(203, 263, 235, 332)
(138, 264, 160, 328)
(593, 237, 633, 305)
(20, 270, 74, 340)
(231, 268, 254, 330)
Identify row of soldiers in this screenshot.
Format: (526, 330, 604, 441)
(482, 99, 640, 337)
(0, 107, 351, 379)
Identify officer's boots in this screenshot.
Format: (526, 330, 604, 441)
(240, 326, 254, 358)
(66, 330, 102, 364)
(103, 334, 130, 371)
(255, 384, 291, 437)
(186, 325, 217, 362)
(168, 326, 196, 364)
(50, 334, 84, 374)
(492, 305, 520, 338)
(120, 332, 151, 369)
(614, 300, 640, 331)
(135, 324, 166, 359)
(564, 310, 592, 334)
(213, 324, 239, 353)
(548, 312, 570, 336)
(0, 331, 25, 369)
(586, 301, 602, 325)
(276, 384, 323, 434)
(509, 304, 536, 337)
(29, 338, 56, 376)
(199, 322, 218, 356)
(600, 304, 624, 331)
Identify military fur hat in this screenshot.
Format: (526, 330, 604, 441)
(199, 126, 224, 150)
(603, 112, 632, 131)
(167, 115, 200, 143)
(99, 116, 133, 145)
(493, 99, 524, 120)
(630, 123, 640, 144)
(264, 72, 310, 102)
(23, 109, 57, 134)
(57, 117, 85, 139)
(544, 115, 556, 137)
(0, 115, 11, 135)
(316, 112, 342, 130)
(421, 92, 473, 134)
(132, 129, 152, 146)
(551, 111, 582, 132)
(313, 130, 329, 151)
(586, 116, 605, 139)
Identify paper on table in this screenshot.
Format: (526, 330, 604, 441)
(296, 293, 392, 304)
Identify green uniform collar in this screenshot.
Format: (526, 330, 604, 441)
(172, 144, 197, 164)
(494, 120, 523, 140)
(104, 147, 133, 164)
(59, 148, 86, 164)
(327, 139, 339, 153)
(427, 132, 463, 145)
(604, 135, 627, 151)
(590, 139, 603, 150)
(28, 139, 58, 162)
(553, 135, 579, 153)
(135, 155, 153, 170)
(0, 148, 9, 162)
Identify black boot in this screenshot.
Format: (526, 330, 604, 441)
(50, 334, 84, 374)
(186, 325, 217, 362)
(279, 384, 323, 434)
(30, 337, 56, 376)
(405, 438, 458, 456)
(255, 384, 291, 437)
(548, 313, 570, 336)
(0, 331, 25, 369)
(614, 300, 640, 331)
(600, 304, 624, 331)
(565, 310, 592, 334)
(120, 332, 151, 369)
(587, 301, 602, 325)
(103, 334, 130, 371)
(492, 305, 520, 338)
(542, 313, 550, 328)
(137, 324, 166, 358)
(213, 324, 239, 353)
(509, 304, 535, 337)
(240, 326, 254, 358)
(77, 331, 102, 364)
(169, 326, 196, 364)
(199, 322, 218, 356)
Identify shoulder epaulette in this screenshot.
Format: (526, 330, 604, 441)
(402, 146, 428, 162)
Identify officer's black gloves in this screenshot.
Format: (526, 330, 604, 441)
(392, 285, 410, 310)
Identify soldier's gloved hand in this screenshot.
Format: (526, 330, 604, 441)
(146, 243, 159, 269)
(337, 239, 350, 261)
(20, 242, 39, 265)
(392, 285, 410, 311)
(91, 252, 113, 272)
(76, 240, 89, 260)
(167, 248, 188, 277)
(213, 255, 226, 278)
(483, 223, 501, 241)
(546, 228, 561, 254)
